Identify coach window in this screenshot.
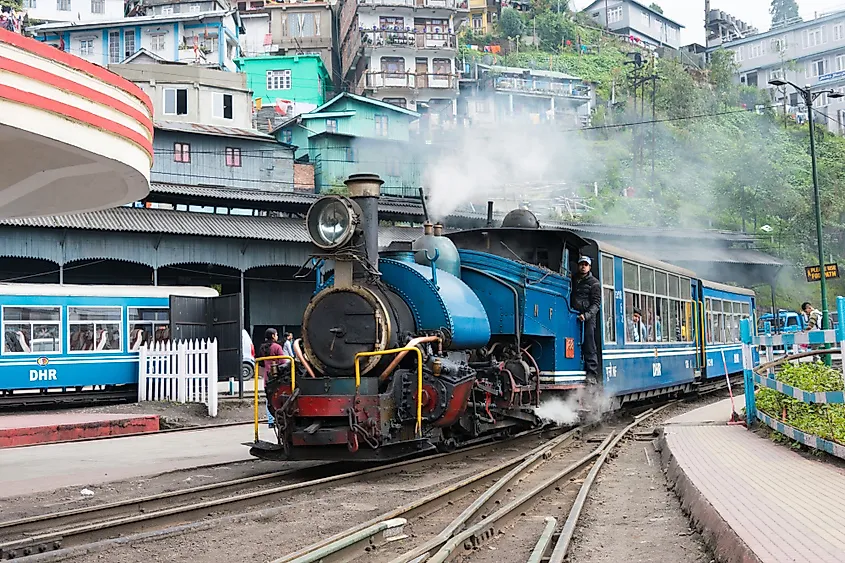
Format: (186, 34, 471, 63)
(655, 272, 668, 342)
(601, 254, 616, 343)
(2, 306, 61, 354)
(705, 298, 713, 344)
(69, 307, 122, 352)
(623, 261, 640, 341)
(128, 308, 170, 350)
(712, 300, 724, 344)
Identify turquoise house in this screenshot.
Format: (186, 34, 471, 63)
(273, 93, 422, 197)
(235, 54, 331, 116)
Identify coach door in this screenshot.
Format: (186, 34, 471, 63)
(169, 293, 243, 381)
(691, 280, 706, 379)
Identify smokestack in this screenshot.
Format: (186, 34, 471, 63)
(486, 201, 494, 227)
(419, 187, 431, 223)
(344, 173, 383, 271)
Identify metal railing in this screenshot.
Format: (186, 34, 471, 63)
(740, 296, 845, 459)
(492, 76, 591, 99)
(360, 29, 457, 49)
(355, 346, 423, 437)
(364, 70, 458, 89)
(253, 354, 295, 443)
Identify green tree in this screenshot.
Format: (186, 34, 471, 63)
(648, 3, 663, 14)
(771, 0, 801, 28)
(535, 11, 575, 52)
(0, 0, 23, 9)
(499, 8, 525, 39)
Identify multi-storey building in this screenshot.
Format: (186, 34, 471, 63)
(109, 61, 255, 128)
(720, 10, 845, 134)
(458, 64, 593, 128)
(355, 0, 468, 124)
(582, 0, 683, 50)
(21, 0, 124, 25)
(468, 0, 499, 35)
(236, 54, 331, 118)
(28, 0, 240, 70)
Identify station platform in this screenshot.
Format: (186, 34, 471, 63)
(0, 423, 276, 497)
(0, 413, 160, 448)
(658, 395, 845, 563)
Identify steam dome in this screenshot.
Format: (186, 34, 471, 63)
(501, 209, 540, 229)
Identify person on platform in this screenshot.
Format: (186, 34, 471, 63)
(802, 302, 823, 331)
(571, 256, 601, 383)
(283, 332, 295, 366)
(259, 328, 285, 429)
(630, 308, 648, 343)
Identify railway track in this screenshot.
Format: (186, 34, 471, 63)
(272, 403, 676, 563)
(0, 427, 560, 560)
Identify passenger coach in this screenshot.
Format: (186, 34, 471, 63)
(0, 283, 218, 404)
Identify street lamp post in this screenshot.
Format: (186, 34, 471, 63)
(769, 79, 843, 334)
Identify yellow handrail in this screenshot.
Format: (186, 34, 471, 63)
(253, 355, 295, 443)
(354, 346, 423, 437)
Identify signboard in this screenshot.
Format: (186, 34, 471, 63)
(805, 263, 840, 282)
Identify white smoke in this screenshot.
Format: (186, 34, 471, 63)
(533, 386, 615, 426)
(420, 114, 593, 221)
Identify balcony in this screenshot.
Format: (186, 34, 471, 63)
(361, 29, 457, 50)
(364, 70, 458, 90)
(493, 76, 591, 99)
(357, 0, 468, 9)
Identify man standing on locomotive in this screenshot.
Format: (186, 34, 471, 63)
(572, 256, 602, 383)
(259, 328, 285, 429)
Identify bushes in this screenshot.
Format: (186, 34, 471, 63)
(756, 362, 845, 444)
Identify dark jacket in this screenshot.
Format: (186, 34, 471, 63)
(571, 273, 601, 322)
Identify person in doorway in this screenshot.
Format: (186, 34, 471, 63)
(571, 256, 601, 383)
(802, 302, 823, 331)
(259, 328, 285, 429)
(630, 308, 647, 343)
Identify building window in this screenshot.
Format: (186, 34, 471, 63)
(433, 58, 451, 75)
(813, 59, 826, 77)
(161, 5, 173, 14)
(804, 27, 825, 48)
(667, 26, 676, 40)
(381, 56, 405, 78)
(212, 93, 233, 120)
(163, 88, 188, 115)
(56, 0, 70, 10)
(770, 68, 784, 82)
(750, 42, 764, 59)
(286, 12, 320, 37)
(68, 307, 122, 352)
(281, 129, 293, 144)
(472, 15, 482, 30)
(225, 147, 242, 167)
(326, 118, 337, 133)
(23, 0, 35, 8)
(151, 34, 166, 52)
(266, 69, 291, 90)
(79, 39, 94, 56)
(836, 24, 844, 42)
(601, 255, 616, 343)
(374, 114, 388, 137)
(344, 147, 355, 161)
(607, 6, 622, 24)
(91, 0, 104, 13)
(124, 30, 136, 58)
(641, 11, 650, 26)
(2, 306, 61, 354)
(174, 142, 191, 163)
(383, 98, 406, 108)
(108, 30, 120, 63)
(379, 16, 404, 29)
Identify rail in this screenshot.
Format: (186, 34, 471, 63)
(253, 355, 295, 443)
(740, 295, 845, 459)
(355, 346, 423, 436)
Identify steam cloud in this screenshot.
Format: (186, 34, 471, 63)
(533, 386, 614, 426)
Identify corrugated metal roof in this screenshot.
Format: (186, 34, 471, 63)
(654, 246, 785, 267)
(155, 121, 278, 142)
(0, 206, 423, 246)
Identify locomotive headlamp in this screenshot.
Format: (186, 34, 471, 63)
(306, 195, 359, 250)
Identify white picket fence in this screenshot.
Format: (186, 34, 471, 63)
(138, 338, 219, 417)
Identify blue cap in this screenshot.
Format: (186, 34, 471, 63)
(578, 256, 592, 265)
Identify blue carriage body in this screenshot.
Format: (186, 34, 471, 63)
(0, 284, 218, 394)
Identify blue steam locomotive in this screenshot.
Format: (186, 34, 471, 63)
(252, 174, 755, 462)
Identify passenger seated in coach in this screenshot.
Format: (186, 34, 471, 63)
(130, 328, 145, 351)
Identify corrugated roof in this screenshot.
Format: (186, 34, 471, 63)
(654, 246, 785, 267)
(155, 121, 278, 142)
(0, 206, 423, 246)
